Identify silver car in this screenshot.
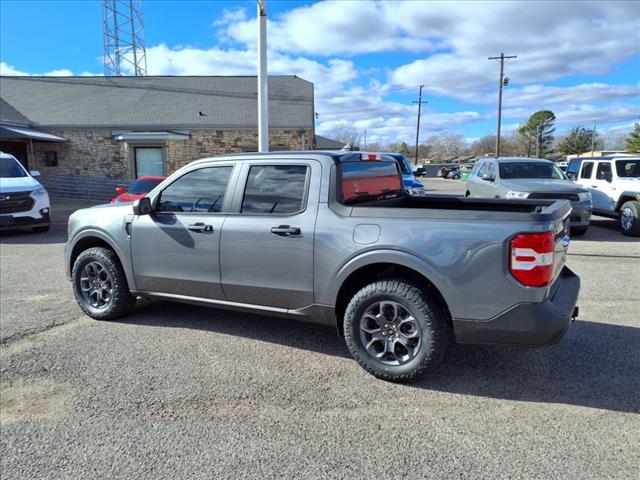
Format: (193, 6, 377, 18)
(466, 157, 592, 235)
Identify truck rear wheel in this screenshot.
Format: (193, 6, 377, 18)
(72, 247, 136, 320)
(619, 201, 640, 237)
(343, 279, 450, 382)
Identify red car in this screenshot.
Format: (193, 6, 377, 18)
(111, 176, 165, 204)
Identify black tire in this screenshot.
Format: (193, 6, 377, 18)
(570, 225, 588, 237)
(72, 247, 136, 320)
(33, 225, 50, 233)
(452, 174, 460, 180)
(343, 279, 450, 382)
(619, 201, 640, 237)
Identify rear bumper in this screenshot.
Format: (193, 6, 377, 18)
(453, 266, 580, 346)
(569, 201, 591, 227)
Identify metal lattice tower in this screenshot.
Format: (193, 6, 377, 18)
(102, 0, 148, 76)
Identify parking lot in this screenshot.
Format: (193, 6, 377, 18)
(1, 180, 639, 479)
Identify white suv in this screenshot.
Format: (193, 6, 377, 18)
(568, 156, 640, 236)
(0, 152, 51, 233)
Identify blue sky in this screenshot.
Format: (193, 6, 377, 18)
(1, 0, 639, 144)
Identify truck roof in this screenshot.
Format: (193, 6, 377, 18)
(484, 157, 556, 164)
(200, 150, 400, 166)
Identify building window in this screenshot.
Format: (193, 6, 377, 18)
(44, 151, 58, 167)
(134, 147, 163, 177)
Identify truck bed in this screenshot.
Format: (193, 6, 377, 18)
(344, 194, 572, 223)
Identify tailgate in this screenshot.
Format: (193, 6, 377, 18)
(546, 200, 572, 285)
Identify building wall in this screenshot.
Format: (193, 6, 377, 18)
(29, 127, 313, 201)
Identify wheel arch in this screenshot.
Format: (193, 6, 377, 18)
(332, 253, 452, 336)
(68, 229, 135, 289)
(615, 192, 640, 212)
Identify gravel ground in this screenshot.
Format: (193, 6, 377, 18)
(1, 188, 639, 479)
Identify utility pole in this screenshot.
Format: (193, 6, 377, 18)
(489, 52, 517, 157)
(591, 121, 598, 156)
(257, 0, 268, 152)
(413, 85, 427, 165)
(536, 124, 541, 158)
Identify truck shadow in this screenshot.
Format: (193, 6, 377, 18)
(571, 217, 639, 243)
(122, 300, 639, 414)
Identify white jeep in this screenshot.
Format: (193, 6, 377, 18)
(567, 156, 640, 236)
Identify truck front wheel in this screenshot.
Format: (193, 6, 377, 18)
(71, 247, 136, 320)
(343, 279, 450, 382)
(619, 201, 640, 237)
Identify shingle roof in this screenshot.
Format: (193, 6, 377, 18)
(314, 135, 346, 149)
(0, 98, 31, 127)
(0, 76, 314, 129)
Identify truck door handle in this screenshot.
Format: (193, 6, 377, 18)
(271, 225, 301, 236)
(591, 185, 598, 188)
(188, 222, 213, 233)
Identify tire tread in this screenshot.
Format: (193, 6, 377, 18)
(343, 278, 450, 382)
(72, 247, 136, 320)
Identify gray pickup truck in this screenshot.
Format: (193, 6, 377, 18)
(65, 151, 580, 381)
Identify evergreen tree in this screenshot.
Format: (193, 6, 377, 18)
(557, 127, 598, 156)
(625, 123, 640, 152)
(518, 110, 556, 158)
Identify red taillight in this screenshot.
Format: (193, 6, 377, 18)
(510, 232, 554, 287)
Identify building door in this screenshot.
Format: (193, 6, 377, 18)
(134, 147, 164, 177)
(0, 141, 28, 170)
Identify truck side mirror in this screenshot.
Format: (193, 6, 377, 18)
(482, 172, 495, 182)
(30, 170, 41, 177)
(133, 197, 153, 215)
(566, 172, 576, 180)
(604, 172, 613, 182)
(115, 186, 126, 194)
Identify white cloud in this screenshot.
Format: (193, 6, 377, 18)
(213, 7, 247, 27)
(553, 103, 639, 126)
(502, 83, 640, 108)
(388, 1, 639, 96)
(0, 62, 74, 76)
(219, 1, 440, 56)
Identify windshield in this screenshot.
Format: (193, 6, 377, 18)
(128, 178, 163, 194)
(0, 156, 28, 178)
(615, 160, 640, 178)
(499, 162, 565, 180)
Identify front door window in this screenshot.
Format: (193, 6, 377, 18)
(135, 147, 163, 177)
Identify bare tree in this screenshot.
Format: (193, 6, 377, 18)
(323, 125, 362, 148)
(427, 134, 467, 161)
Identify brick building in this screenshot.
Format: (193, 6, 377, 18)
(0, 76, 315, 201)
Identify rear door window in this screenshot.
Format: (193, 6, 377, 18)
(241, 165, 309, 214)
(580, 162, 594, 179)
